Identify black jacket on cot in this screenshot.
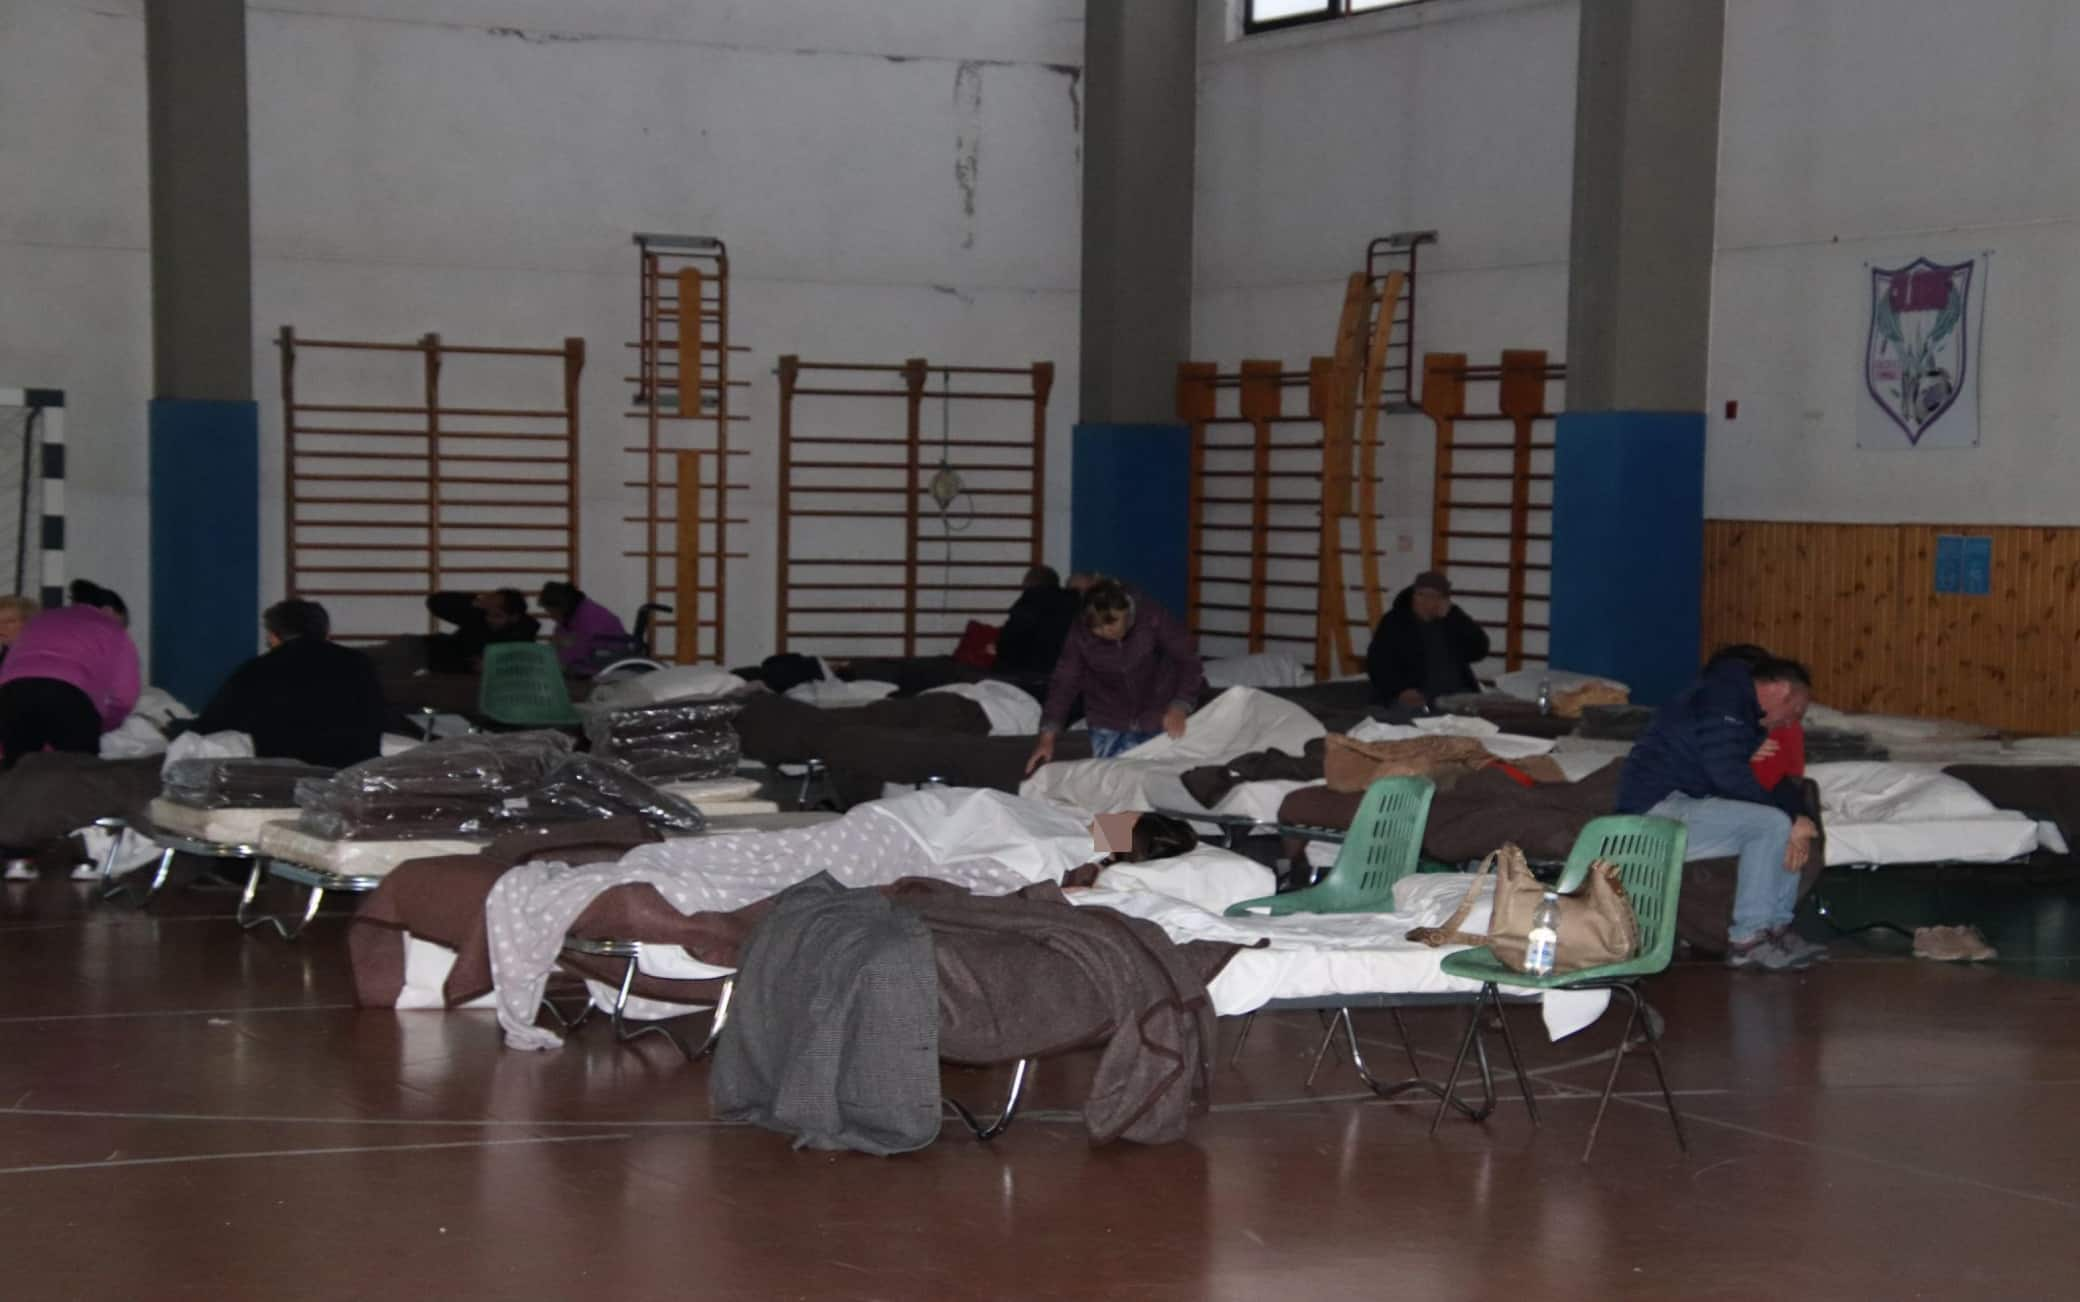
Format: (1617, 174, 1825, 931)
(192, 637, 387, 770)
(1363, 586, 1491, 705)
(424, 592, 541, 673)
(1616, 659, 1805, 820)
(994, 587, 1082, 675)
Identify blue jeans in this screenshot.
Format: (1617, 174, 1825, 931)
(1091, 728, 1160, 759)
(1648, 794, 1798, 945)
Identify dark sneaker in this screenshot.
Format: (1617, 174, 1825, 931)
(1725, 936, 1805, 972)
(1771, 928, 1830, 965)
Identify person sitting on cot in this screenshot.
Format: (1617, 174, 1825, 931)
(0, 581, 138, 769)
(538, 581, 628, 674)
(0, 595, 40, 672)
(191, 599, 386, 769)
(424, 588, 539, 674)
(1616, 654, 1825, 973)
(994, 565, 1085, 677)
(1026, 577, 1205, 774)
(1702, 642, 1809, 802)
(1363, 570, 1491, 718)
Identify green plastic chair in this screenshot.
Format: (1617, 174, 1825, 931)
(1222, 777, 1437, 1089)
(477, 642, 582, 729)
(1225, 776, 1437, 918)
(1429, 814, 1690, 1162)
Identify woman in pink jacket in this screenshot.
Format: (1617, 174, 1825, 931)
(0, 581, 141, 769)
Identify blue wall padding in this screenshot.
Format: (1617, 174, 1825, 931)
(1549, 410, 1705, 707)
(1070, 422, 1190, 618)
(149, 398, 260, 708)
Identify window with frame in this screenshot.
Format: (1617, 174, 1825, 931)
(1244, 0, 1432, 36)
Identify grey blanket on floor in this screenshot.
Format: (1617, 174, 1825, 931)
(710, 873, 943, 1156)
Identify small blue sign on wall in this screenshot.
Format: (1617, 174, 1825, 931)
(1962, 535, 1993, 596)
(1934, 534, 1963, 594)
(1934, 534, 1992, 596)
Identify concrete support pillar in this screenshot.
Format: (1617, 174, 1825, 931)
(146, 0, 259, 705)
(1078, 0, 1197, 424)
(1552, 0, 1724, 702)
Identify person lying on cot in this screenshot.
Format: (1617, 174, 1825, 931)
(1060, 812, 1202, 888)
(1363, 570, 1490, 718)
(424, 588, 539, 674)
(1026, 577, 1205, 773)
(0, 580, 138, 770)
(191, 599, 386, 769)
(0, 595, 40, 672)
(538, 581, 628, 674)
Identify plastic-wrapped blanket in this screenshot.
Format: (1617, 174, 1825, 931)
(584, 699, 741, 783)
(163, 758, 334, 809)
(292, 732, 702, 839)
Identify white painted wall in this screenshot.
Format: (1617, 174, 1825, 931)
(0, 0, 151, 635)
(1191, 0, 1576, 659)
(1708, 0, 2080, 523)
(0, 0, 1081, 671)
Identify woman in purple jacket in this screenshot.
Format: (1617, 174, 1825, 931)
(0, 582, 141, 769)
(538, 582, 628, 674)
(1024, 578, 1204, 775)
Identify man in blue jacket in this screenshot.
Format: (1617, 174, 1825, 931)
(1617, 656, 1824, 971)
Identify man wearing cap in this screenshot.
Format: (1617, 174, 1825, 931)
(1363, 572, 1491, 714)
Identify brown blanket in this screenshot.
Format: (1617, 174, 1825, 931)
(823, 728, 1096, 808)
(0, 752, 163, 852)
(732, 692, 992, 766)
(348, 818, 666, 1007)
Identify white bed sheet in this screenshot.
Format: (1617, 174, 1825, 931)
(924, 680, 1043, 736)
(1020, 687, 1326, 815)
(1811, 762, 2043, 866)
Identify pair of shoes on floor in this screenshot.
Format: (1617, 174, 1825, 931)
(1770, 927, 1830, 966)
(1725, 931, 1823, 972)
(1912, 924, 1998, 962)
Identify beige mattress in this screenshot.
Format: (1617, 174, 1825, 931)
(147, 798, 296, 849)
(257, 821, 485, 879)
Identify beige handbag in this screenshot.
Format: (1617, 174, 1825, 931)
(1407, 844, 1640, 974)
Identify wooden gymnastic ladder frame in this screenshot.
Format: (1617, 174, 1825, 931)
(1421, 349, 1565, 671)
(774, 357, 1052, 657)
(1179, 231, 1430, 679)
(278, 327, 585, 644)
(624, 233, 751, 664)
(1178, 360, 1330, 670)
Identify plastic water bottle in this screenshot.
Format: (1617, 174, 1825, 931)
(1537, 674, 1553, 716)
(1526, 890, 1561, 976)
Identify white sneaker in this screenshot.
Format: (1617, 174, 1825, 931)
(70, 863, 102, 882)
(4, 860, 35, 882)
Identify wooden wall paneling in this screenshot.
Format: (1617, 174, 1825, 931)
(1702, 519, 2080, 733)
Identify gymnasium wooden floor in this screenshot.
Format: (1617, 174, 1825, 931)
(2, 867, 2076, 1301)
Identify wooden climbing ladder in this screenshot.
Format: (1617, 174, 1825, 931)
(623, 233, 750, 664)
(1420, 349, 1565, 671)
(1180, 231, 1429, 678)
